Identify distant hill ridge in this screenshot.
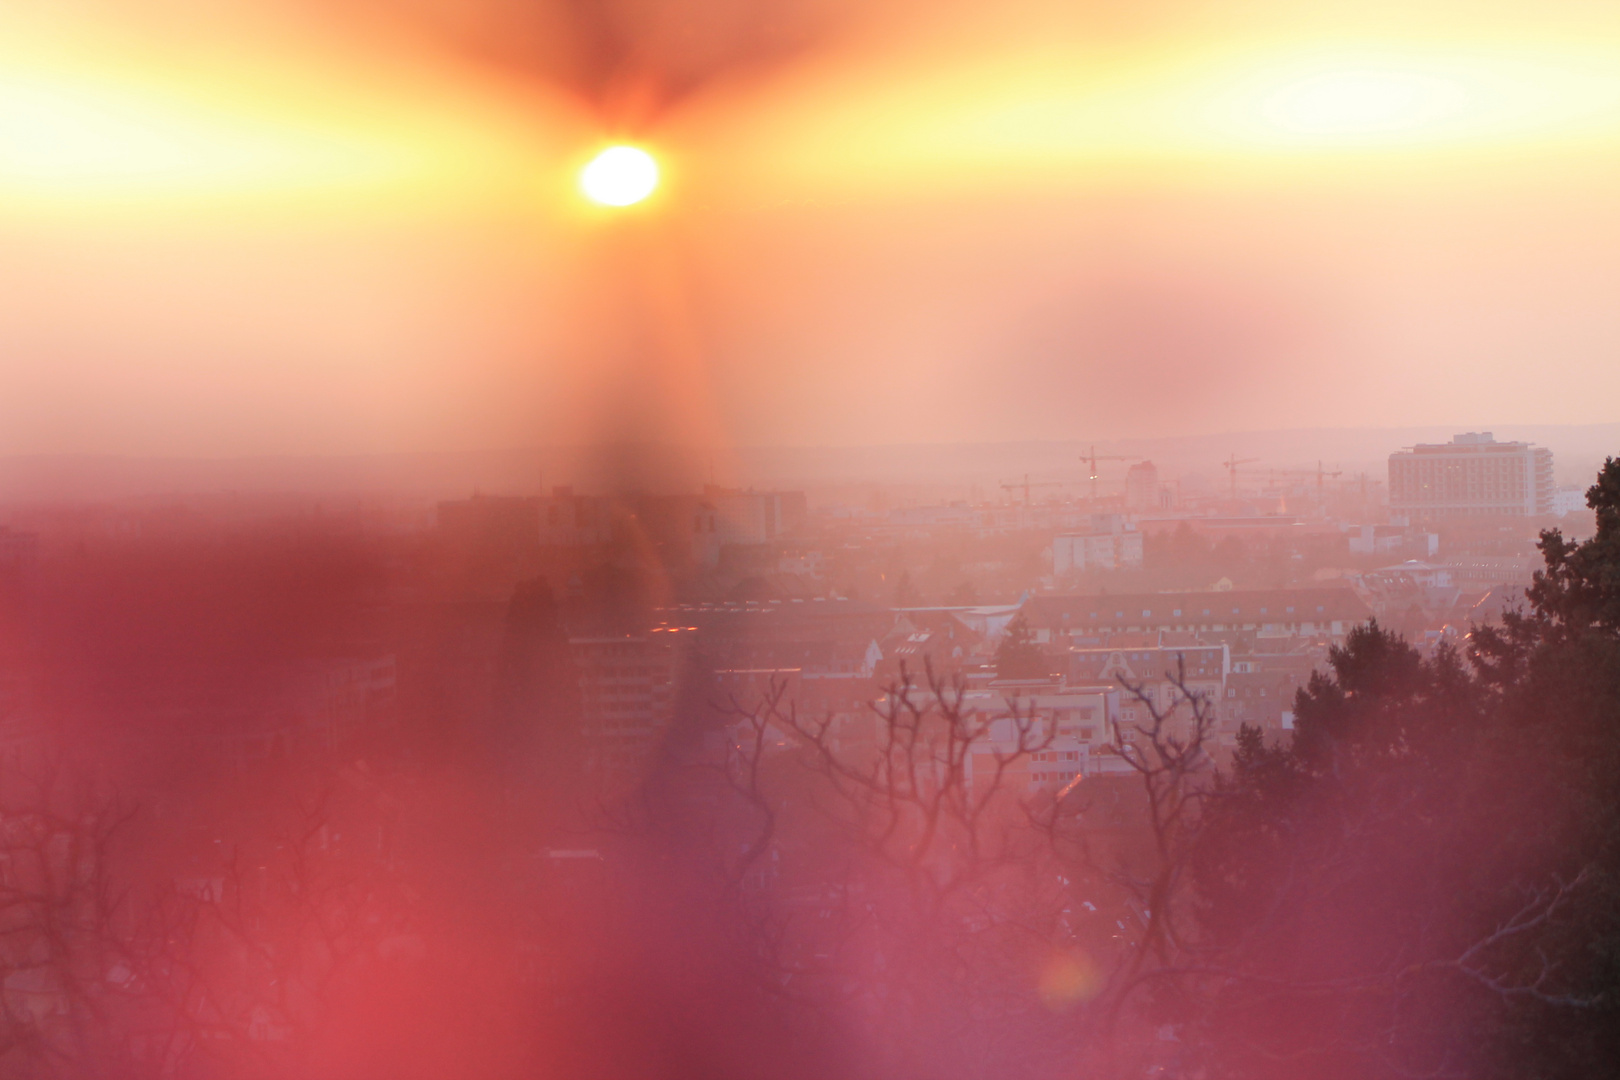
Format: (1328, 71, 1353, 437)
(2, 423, 1616, 502)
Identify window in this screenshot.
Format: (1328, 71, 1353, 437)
(1173, 609, 1182, 616)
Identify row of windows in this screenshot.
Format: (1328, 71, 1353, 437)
(1056, 726, 1099, 741)
(1398, 458, 1527, 470)
(1390, 457, 1540, 506)
(1067, 621, 1336, 634)
(574, 644, 665, 659)
(1074, 650, 1219, 663)
(578, 665, 666, 679)
(1076, 603, 1328, 619)
(1396, 480, 1527, 493)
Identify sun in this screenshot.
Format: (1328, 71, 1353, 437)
(579, 145, 659, 206)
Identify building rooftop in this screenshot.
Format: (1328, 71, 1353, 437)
(1399, 432, 1538, 454)
(1023, 588, 1370, 631)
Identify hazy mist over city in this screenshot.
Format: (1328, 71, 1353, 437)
(4, 1, 1620, 1077)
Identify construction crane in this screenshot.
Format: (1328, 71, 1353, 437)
(999, 474, 1066, 506)
(1078, 444, 1139, 501)
(1266, 461, 1344, 501)
(1310, 460, 1343, 501)
(1222, 454, 1261, 499)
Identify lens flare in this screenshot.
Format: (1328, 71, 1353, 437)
(1038, 949, 1103, 1010)
(580, 145, 659, 206)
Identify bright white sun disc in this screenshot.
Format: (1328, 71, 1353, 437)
(579, 145, 658, 206)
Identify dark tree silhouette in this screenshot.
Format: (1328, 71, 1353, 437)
(1182, 458, 1620, 1080)
(492, 578, 583, 810)
(995, 614, 1049, 680)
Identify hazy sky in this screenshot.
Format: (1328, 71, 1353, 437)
(4, 0, 1620, 456)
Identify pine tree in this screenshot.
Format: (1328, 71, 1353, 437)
(1185, 458, 1620, 1080)
(994, 613, 1048, 680)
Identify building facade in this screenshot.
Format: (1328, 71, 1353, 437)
(571, 630, 692, 777)
(1552, 486, 1588, 517)
(1022, 588, 1370, 642)
(1388, 432, 1554, 519)
(703, 486, 808, 545)
(1125, 461, 1160, 512)
(1052, 515, 1144, 577)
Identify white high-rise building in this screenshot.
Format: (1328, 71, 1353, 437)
(1388, 433, 1553, 519)
(1125, 460, 1160, 511)
(1052, 515, 1143, 577)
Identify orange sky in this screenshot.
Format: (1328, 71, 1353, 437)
(4, 0, 1620, 456)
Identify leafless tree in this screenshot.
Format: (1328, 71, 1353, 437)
(716, 661, 1125, 1077)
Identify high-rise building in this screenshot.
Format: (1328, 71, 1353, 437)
(701, 485, 808, 543)
(1124, 461, 1160, 511)
(571, 629, 695, 777)
(1052, 516, 1143, 577)
(1388, 433, 1553, 519)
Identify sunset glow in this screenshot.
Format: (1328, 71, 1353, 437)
(1207, 48, 1620, 151)
(579, 146, 659, 206)
(0, 69, 406, 197)
(1, 3, 1620, 454)
(1262, 69, 1470, 137)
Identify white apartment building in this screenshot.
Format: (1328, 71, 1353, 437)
(1053, 516, 1143, 577)
(1553, 486, 1588, 517)
(1388, 432, 1554, 519)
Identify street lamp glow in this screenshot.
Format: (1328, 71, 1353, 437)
(579, 145, 659, 206)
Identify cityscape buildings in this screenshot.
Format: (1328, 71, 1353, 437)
(1388, 432, 1555, 519)
(0, 430, 1606, 1075)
